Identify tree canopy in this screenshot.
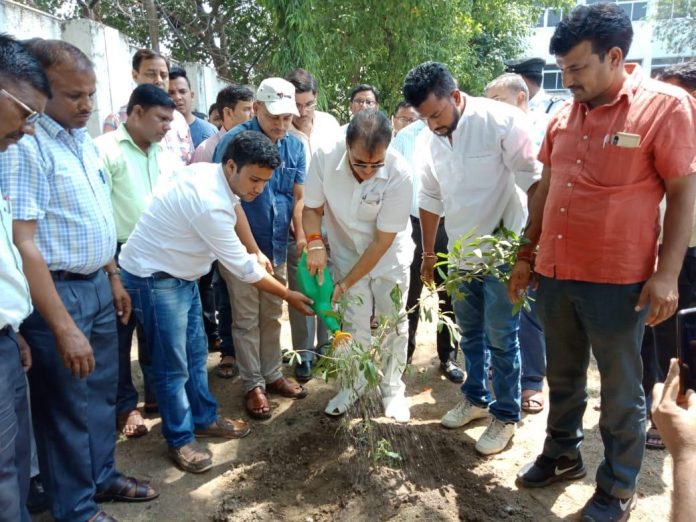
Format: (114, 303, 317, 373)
(653, 0, 696, 57)
(23, 0, 567, 120)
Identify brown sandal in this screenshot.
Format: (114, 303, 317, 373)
(521, 390, 545, 414)
(266, 376, 308, 399)
(117, 409, 148, 438)
(245, 386, 272, 420)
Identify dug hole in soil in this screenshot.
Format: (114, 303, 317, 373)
(36, 300, 673, 522)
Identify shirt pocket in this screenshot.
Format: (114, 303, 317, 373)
(275, 166, 298, 196)
(356, 191, 383, 222)
(461, 152, 499, 189)
(592, 145, 643, 187)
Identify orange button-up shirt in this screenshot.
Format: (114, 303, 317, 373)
(536, 65, 696, 284)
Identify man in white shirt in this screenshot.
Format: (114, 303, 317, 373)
(504, 57, 565, 117)
(118, 131, 313, 474)
(403, 61, 537, 455)
(285, 68, 340, 381)
(303, 109, 414, 421)
(0, 33, 50, 522)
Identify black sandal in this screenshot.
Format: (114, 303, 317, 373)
(94, 475, 159, 503)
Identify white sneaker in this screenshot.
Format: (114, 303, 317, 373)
(384, 395, 410, 423)
(475, 418, 516, 455)
(440, 398, 489, 428)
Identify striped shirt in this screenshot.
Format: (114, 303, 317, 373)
(0, 114, 116, 274)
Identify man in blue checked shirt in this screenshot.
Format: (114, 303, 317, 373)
(0, 39, 158, 522)
(212, 77, 308, 420)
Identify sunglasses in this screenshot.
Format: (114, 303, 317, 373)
(1, 89, 40, 125)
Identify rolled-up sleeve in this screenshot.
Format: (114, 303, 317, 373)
(190, 208, 266, 284)
(502, 113, 539, 192)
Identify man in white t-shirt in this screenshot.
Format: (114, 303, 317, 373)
(118, 131, 313, 474)
(304, 110, 414, 421)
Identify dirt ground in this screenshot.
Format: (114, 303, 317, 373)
(39, 302, 674, 522)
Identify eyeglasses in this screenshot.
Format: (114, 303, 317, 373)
(352, 98, 377, 107)
(296, 100, 317, 111)
(349, 150, 385, 171)
(1, 89, 40, 125)
(395, 116, 422, 125)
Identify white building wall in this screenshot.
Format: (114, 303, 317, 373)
(0, 0, 229, 136)
(524, 0, 695, 93)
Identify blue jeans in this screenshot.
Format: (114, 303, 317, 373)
(519, 287, 546, 391)
(452, 273, 521, 423)
(0, 329, 31, 522)
(537, 276, 647, 498)
(22, 273, 120, 522)
(121, 270, 218, 448)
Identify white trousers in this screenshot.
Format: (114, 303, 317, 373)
(339, 265, 410, 400)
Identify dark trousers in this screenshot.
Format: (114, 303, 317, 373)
(212, 262, 235, 357)
(641, 254, 696, 409)
(0, 328, 31, 522)
(22, 273, 120, 522)
(199, 265, 219, 343)
(537, 277, 647, 499)
(406, 216, 456, 363)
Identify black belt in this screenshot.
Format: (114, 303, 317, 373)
(151, 271, 175, 280)
(0, 325, 10, 336)
(50, 270, 100, 281)
(687, 247, 696, 259)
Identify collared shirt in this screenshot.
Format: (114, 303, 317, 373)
(305, 139, 414, 278)
(0, 184, 32, 331)
(192, 127, 226, 164)
(417, 95, 538, 261)
(94, 123, 180, 243)
(390, 119, 427, 217)
(529, 88, 566, 117)
(288, 110, 341, 168)
(536, 64, 696, 284)
(212, 118, 306, 266)
(189, 116, 217, 148)
(120, 162, 267, 283)
(103, 105, 194, 166)
(0, 114, 116, 274)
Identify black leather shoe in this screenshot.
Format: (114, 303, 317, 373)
(295, 360, 313, 383)
(440, 360, 465, 383)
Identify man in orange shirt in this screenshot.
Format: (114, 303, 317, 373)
(508, 4, 696, 521)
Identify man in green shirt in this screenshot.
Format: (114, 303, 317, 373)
(94, 84, 179, 439)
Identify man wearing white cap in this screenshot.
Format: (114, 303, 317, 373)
(213, 78, 308, 420)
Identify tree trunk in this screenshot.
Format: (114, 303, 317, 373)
(143, 0, 160, 51)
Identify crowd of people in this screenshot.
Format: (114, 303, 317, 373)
(1, 2, 696, 522)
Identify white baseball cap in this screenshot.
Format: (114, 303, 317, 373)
(256, 78, 299, 117)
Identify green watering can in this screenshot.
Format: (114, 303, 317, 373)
(296, 251, 352, 347)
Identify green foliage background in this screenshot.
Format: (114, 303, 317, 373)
(25, 0, 569, 121)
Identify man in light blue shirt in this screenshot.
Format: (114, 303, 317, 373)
(0, 39, 158, 522)
(391, 116, 463, 383)
(0, 34, 50, 522)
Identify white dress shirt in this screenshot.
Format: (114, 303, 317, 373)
(304, 139, 414, 278)
(120, 162, 267, 283)
(417, 95, 538, 261)
(0, 189, 32, 330)
(288, 110, 341, 168)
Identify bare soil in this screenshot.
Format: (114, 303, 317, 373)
(35, 305, 673, 522)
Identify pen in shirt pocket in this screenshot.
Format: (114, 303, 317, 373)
(98, 169, 106, 184)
